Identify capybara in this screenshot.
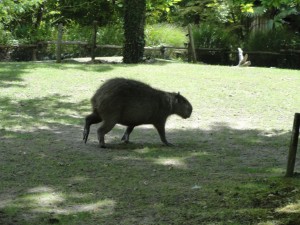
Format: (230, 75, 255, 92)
(83, 78, 193, 148)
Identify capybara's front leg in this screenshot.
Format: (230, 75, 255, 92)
(154, 122, 174, 147)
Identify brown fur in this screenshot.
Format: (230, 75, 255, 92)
(83, 78, 193, 148)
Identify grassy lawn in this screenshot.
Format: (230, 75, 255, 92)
(1, 61, 300, 224)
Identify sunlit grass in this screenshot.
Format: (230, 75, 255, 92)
(154, 157, 187, 169)
(277, 201, 300, 214)
(2, 186, 115, 216)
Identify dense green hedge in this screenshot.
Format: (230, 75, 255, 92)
(192, 23, 300, 53)
(192, 23, 240, 50)
(245, 29, 300, 52)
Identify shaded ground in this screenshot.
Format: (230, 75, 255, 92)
(1, 120, 299, 225)
(1, 62, 300, 225)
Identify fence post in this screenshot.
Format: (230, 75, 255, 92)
(91, 21, 98, 62)
(32, 47, 37, 61)
(286, 113, 300, 177)
(188, 24, 197, 63)
(56, 23, 63, 63)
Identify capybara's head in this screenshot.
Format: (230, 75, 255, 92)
(173, 93, 193, 119)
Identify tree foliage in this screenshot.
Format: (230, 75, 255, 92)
(58, 0, 122, 26)
(0, 0, 43, 23)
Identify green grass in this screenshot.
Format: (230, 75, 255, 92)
(1, 61, 300, 224)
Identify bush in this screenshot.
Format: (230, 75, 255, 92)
(192, 23, 239, 50)
(62, 23, 92, 42)
(145, 23, 187, 47)
(244, 29, 300, 69)
(97, 24, 124, 45)
(41, 23, 124, 59)
(0, 22, 55, 45)
(245, 29, 300, 51)
(0, 24, 14, 45)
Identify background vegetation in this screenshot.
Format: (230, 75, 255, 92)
(0, 0, 299, 67)
(0, 1, 299, 51)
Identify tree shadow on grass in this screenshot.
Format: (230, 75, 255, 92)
(41, 61, 115, 72)
(0, 62, 114, 88)
(0, 60, 177, 90)
(0, 64, 28, 88)
(0, 94, 89, 129)
(1, 93, 300, 224)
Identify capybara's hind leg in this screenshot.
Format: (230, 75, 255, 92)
(83, 112, 101, 143)
(121, 126, 135, 143)
(97, 120, 116, 148)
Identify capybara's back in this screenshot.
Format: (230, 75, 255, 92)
(84, 78, 192, 147)
(91, 78, 176, 125)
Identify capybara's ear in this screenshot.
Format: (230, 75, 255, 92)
(175, 92, 180, 103)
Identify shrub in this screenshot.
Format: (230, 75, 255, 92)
(192, 23, 239, 50)
(97, 24, 124, 45)
(245, 29, 300, 51)
(35, 22, 56, 42)
(63, 23, 92, 42)
(145, 23, 187, 47)
(0, 22, 55, 45)
(10, 25, 32, 45)
(0, 24, 13, 45)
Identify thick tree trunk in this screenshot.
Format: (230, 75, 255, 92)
(123, 0, 146, 64)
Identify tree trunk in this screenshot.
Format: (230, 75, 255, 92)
(56, 24, 63, 63)
(32, 3, 44, 61)
(286, 113, 300, 177)
(188, 24, 197, 63)
(123, 0, 146, 64)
